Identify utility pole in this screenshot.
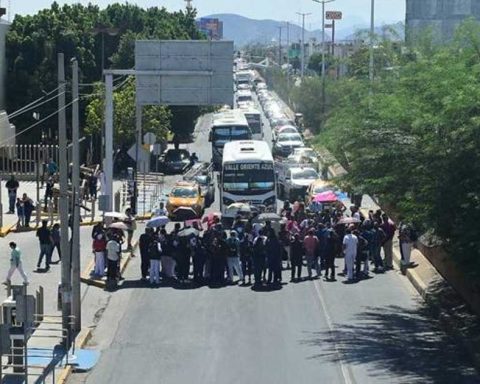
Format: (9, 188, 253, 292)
(58, 53, 71, 344)
(369, 0, 375, 95)
(286, 22, 290, 88)
(71, 58, 81, 333)
(277, 26, 283, 66)
(104, 73, 114, 212)
(296, 12, 311, 80)
(313, 0, 335, 115)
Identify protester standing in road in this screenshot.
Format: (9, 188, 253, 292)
(252, 232, 266, 287)
(290, 233, 303, 281)
(3, 242, 28, 285)
(240, 235, 253, 285)
(36, 220, 52, 271)
(265, 229, 282, 285)
(93, 233, 107, 277)
(343, 226, 358, 281)
(139, 228, 153, 280)
(399, 222, 417, 270)
(226, 231, 243, 284)
(304, 229, 320, 279)
(148, 235, 162, 284)
(193, 238, 207, 284)
(323, 223, 337, 281)
(381, 214, 396, 270)
(159, 229, 175, 279)
(106, 235, 121, 283)
(6, 175, 19, 214)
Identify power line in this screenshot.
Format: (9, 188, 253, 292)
(8, 85, 61, 118)
(9, 92, 66, 120)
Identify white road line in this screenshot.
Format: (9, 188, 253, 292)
(313, 281, 356, 384)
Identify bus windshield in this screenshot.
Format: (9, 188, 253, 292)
(212, 126, 251, 146)
(223, 163, 275, 195)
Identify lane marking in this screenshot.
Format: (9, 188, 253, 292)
(313, 281, 355, 384)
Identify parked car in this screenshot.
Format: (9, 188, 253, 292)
(159, 148, 191, 174)
(272, 132, 304, 157)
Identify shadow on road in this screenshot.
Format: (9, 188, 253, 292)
(302, 291, 480, 383)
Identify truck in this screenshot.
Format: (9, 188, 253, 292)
(275, 159, 319, 201)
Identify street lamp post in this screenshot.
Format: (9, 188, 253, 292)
(296, 12, 311, 80)
(313, 0, 335, 116)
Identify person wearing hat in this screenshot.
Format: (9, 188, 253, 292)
(226, 230, 243, 284)
(3, 242, 28, 285)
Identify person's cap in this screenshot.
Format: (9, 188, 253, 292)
(348, 224, 355, 230)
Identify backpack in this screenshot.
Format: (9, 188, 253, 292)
(148, 240, 161, 259)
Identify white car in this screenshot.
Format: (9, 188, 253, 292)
(273, 132, 304, 157)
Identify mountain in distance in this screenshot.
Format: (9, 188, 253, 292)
(201, 13, 328, 47)
(200, 13, 404, 46)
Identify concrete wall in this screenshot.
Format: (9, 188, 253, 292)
(0, 19, 10, 111)
(406, 0, 480, 41)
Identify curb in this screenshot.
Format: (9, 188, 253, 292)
(81, 240, 138, 288)
(57, 328, 93, 384)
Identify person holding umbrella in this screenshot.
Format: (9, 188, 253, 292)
(148, 234, 162, 284)
(343, 225, 358, 282)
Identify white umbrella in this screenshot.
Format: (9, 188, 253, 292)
(146, 216, 170, 228)
(108, 222, 129, 230)
(104, 211, 128, 220)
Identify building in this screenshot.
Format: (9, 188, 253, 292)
(0, 17, 10, 110)
(196, 18, 224, 40)
(406, 0, 480, 41)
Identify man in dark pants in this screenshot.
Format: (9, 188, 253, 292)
(323, 223, 337, 280)
(5, 175, 19, 214)
(139, 228, 153, 280)
(36, 220, 52, 271)
(252, 232, 266, 287)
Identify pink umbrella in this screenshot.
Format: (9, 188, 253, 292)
(313, 190, 338, 203)
(202, 212, 221, 224)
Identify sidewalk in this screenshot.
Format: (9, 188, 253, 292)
(356, 194, 480, 370)
(0, 179, 125, 237)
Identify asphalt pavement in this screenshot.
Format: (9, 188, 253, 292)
(68, 98, 480, 384)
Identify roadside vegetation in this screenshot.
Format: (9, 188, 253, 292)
(6, 2, 203, 156)
(260, 20, 480, 279)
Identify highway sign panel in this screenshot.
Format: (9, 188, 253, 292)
(135, 40, 234, 106)
(326, 11, 342, 20)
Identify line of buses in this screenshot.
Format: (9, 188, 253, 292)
(208, 68, 277, 216)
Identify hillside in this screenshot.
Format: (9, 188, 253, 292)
(200, 14, 404, 46)
(201, 13, 328, 47)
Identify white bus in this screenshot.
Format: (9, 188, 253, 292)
(240, 107, 263, 140)
(209, 110, 252, 169)
(220, 140, 276, 214)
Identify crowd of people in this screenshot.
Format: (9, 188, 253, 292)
(128, 199, 416, 288)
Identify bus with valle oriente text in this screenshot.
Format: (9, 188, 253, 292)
(220, 140, 276, 214)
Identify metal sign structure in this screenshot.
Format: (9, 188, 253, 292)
(135, 40, 234, 106)
(326, 11, 343, 20)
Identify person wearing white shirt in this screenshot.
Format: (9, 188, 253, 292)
(343, 226, 358, 281)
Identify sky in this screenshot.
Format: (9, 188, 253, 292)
(7, 0, 406, 29)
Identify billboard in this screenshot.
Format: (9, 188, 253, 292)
(135, 40, 234, 106)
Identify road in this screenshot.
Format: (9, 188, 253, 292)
(69, 98, 480, 384)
